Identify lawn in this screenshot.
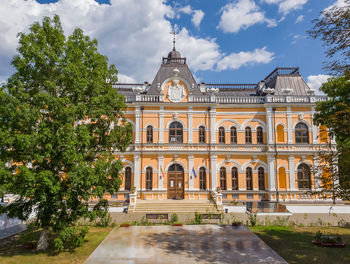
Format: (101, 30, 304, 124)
(0, 227, 112, 264)
(251, 226, 350, 264)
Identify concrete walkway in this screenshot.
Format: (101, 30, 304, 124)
(84, 225, 287, 264)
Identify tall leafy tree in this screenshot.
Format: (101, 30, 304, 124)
(0, 15, 132, 249)
(308, 1, 350, 200)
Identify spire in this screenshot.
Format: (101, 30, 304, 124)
(170, 30, 177, 51)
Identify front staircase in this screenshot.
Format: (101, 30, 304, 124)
(128, 199, 224, 214)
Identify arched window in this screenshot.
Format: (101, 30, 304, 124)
(199, 167, 207, 190)
(297, 164, 311, 189)
(257, 127, 263, 144)
(258, 167, 265, 190)
(199, 126, 205, 143)
(245, 127, 252, 144)
(220, 167, 227, 190)
(169, 121, 183, 143)
(125, 167, 132, 191)
(246, 167, 253, 190)
(277, 124, 285, 143)
(230, 127, 237, 144)
(219, 127, 225, 143)
(146, 167, 152, 190)
(146, 125, 153, 143)
(295, 123, 309, 143)
(231, 167, 238, 190)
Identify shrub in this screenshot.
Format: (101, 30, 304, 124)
(170, 213, 179, 224)
(193, 212, 203, 225)
(248, 213, 257, 226)
(54, 226, 88, 250)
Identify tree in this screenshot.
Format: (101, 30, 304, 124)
(308, 0, 350, 75)
(0, 15, 132, 250)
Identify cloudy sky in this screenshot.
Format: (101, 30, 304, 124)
(0, 0, 341, 90)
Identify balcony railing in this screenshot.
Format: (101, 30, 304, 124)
(123, 94, 328, 104)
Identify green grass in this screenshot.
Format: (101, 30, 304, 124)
(251, 226, 350, 264)
(0, 227, 112, 264)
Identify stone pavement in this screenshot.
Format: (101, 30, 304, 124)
(84, 225, 287, 264)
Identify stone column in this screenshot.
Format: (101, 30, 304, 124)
(188, 155, 194, 190)
(311, 106, 318, 144)
(287, 106, 293, 144)
(288, 155, 296, 190)
(266, 108, 273, 145)
(134, 154, 140, 189)
(211, 154, 217, 190)
(188, 107, 193, 144)
(313, 154, 320, 189)
(158, 155, 165, 190)
(159, 106, 164, 143)
(135, 106, 140, 144)
(267, 155, 276, 191)
(210, 107, 216, 143)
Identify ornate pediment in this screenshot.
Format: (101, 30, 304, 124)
(167, 79, 186, 103)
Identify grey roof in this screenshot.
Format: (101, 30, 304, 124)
(113, 53, 311, 97)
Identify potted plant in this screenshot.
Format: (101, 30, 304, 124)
(312, 231, 346, 248)
(232, 221, 242, 227)
(216, 187, 222, 193)
(130, 186, 136, 193)
(172, 222, 183, 227)
(120, 222, 130, 227)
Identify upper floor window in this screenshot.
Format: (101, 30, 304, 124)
(146, 125, 153, 143)
(199, 167, 207, 190)
(199, 126, 206, 143)
(257, 127, 263, 144)
(230, 127, 237, 144)
(146, 167, 153, 190)
(297, 164, 311, 189)
(246, 167, 253, 190)
(219, 127, 225, 144)
(169, 121, 183, 143)
(245, 127, 252, 144)
(295, 123, 309, 143)
(258, 167, 265, 190)
(220, 167, 227, 190)
(125, 167, 132, 191)
(231, 167, 238, 190)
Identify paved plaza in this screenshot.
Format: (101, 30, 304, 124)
(84, 225, 287, 264)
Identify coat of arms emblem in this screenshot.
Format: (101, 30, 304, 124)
(167, 80, 185, 102)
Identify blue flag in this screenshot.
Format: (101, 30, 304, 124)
(192, 167, 197, 178)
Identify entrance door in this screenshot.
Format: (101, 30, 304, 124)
(167, 164, 184, 199)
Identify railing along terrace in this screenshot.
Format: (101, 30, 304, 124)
(205, 84, 257, 89)
(264, 67, 299, 83)
(122, 94, 328, 103)
(162, 57, 186, 64)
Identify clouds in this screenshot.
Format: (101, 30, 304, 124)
(217, 0, 276, 34)
(307, 74, 331, 94)
(0, 0, 277, 83)
(262, 0, 308, 15)
(178, 5, 205, 29)
(217, 47, 274, 71)
(295, 15, 304, 23)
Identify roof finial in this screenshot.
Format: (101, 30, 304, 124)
(170, 30, 177, 51)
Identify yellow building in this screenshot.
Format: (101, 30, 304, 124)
(112, 47, 332, 203)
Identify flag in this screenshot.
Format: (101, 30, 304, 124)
(192, 167, 197, 178)
(160, 167, 165, 178)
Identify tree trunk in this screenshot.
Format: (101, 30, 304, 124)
(37, 227, 49, 250)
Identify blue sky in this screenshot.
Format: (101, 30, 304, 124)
(0, 0, 341, 90)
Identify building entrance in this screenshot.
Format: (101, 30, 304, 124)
(167, 164, 184, 199)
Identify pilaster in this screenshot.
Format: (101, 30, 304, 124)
(159, 106, 164, 143)
(268, 155, 276, 191)
(135, 106, 140, 144)
(210, 107, 216, 144)
(287, 106, 293, 144)
(211, 154, 217, 190)
(311, 106, 318, 144)
(288, 155, 296, 190)
(133, 154, 140, 189)
(266, 108, 273, 145)
(188, 155, 194, 190)
(188, 106, 193, 143)
(158, 155, 165, 190)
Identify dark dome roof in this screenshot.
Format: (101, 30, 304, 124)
(167, 48, 181, 59)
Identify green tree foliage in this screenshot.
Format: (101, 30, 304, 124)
(308, 0, 350, 75)
(0, 15, 132, 249)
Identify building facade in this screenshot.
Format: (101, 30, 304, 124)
(112, 47, 333, 202)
